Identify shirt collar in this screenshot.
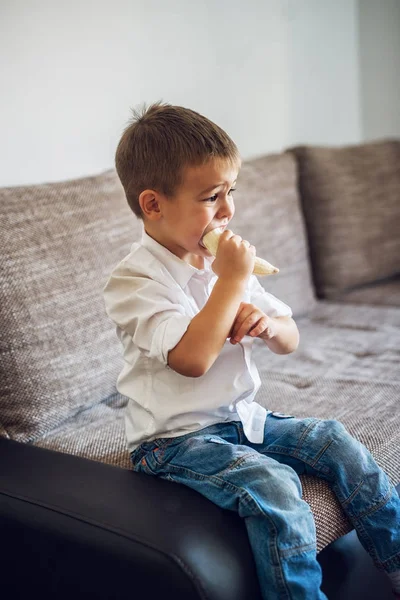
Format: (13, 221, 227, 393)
(140, 229, 215, 289)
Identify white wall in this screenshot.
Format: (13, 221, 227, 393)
(359, 0, 400, 141)
(0, 0, 395, 187)
(285, 1, 361, 148)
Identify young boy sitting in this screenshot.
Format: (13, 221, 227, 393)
(104, 103, 400, 600)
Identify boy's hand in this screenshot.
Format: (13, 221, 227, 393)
(229, 302, 277, 344)
(211, 230, 255, 282)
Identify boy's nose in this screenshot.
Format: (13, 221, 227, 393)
(217, 195, 235, 220)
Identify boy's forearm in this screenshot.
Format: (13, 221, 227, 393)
(261, 317, 299, 355)
(168, 277, 247, 377)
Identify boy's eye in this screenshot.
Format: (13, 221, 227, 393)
(203, 188, 236, 202)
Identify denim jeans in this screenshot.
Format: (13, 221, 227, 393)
(131, 415, 400, 600)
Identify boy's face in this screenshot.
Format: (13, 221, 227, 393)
(154, 159, 239, 266)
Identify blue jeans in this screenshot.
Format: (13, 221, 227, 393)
(131, 415, 400, 600)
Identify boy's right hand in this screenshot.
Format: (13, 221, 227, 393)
(211, 229, 255, 282)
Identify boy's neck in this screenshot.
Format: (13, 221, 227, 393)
(143, 226, 205, 270)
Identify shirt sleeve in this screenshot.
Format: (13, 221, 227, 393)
(248, 275, 293, 318)
(103, 262, 191, 365)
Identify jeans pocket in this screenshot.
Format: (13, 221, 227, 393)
(140, 457, 157, 475)
(130, 448, 145, 470)
(131, 452, 155, 475)
(131, 441, 160, 471)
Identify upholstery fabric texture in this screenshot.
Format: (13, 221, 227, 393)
(230, 152, 316, 317)
(289, 140, 400, 299)
(0, 170, 140, 442)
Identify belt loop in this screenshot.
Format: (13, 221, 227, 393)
(234, 420, 244, 444)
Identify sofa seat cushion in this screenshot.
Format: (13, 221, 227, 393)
(0, 170, 140, 443)
(34, 392, 131, 469)
(290, 140, 400, 299)
(34, 301, 400, 553)
(253, 300, 400, 551)
(230, 152, 316, 317)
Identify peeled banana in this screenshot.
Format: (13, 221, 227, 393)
(202, 228, 279, 276)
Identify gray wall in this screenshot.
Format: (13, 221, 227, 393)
(359, 0, 400, 141)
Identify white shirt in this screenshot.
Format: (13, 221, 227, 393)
(103, 231, 292, 452)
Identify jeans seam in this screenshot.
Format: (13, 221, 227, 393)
(280, 541, 317, 558)
(352, 518, 381, 566)
(381, 553, 400, 572)
(353, 511, 400, 572)
(346, 488, 396, 570)
(240, 492, 293, 599)
(166, 463, 240, 493)
(341, 478, 365, 507)
(265, 446, 332, 476)
(353, 485, 393, 521)
(222, 454, 264, 474)
(311, 440, 333, 467)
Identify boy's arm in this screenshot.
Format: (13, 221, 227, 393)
(229, 302, 299, 355)
(168, 232, 255, 378)
(258, 316, 299, 354)
(167, 276, 246, 377)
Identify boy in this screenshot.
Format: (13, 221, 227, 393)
(104, 103, 400, 600)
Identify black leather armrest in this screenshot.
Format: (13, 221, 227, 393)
(0, 438, 261, 600)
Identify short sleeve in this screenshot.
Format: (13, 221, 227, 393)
(248, 275, 293, 318)
(103, 262, 191, 365)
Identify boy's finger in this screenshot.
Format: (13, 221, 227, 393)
(249, 317, 269, 337)
(230, 321, 244, 342)
(231, 308, 255, 338)
(230, 307, 251, 339)
(230, 315, 247, 342)
(233, 314, 263, 342)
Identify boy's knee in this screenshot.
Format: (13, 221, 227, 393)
(313, 418, 371, 464)
(237, 465, 306, 518)
(315, 418, 352, 444)
(244, 460, 303, 502)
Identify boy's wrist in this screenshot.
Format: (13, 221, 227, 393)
(217, 274, 249, 291)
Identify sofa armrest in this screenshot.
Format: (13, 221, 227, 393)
(0, 438, 261, 600)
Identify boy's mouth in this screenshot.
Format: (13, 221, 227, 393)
(199, 225, 227, 249)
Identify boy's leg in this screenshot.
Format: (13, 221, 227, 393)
(131, 421, 328, 600)
(253, 413, 400, 594)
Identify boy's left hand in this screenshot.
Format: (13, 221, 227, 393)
(229, 302, 277, 344)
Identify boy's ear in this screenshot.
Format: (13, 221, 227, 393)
(139, 190, 163, 220)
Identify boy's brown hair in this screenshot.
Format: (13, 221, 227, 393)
(115, 102, 240, 218)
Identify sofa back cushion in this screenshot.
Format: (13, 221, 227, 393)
(0, 154, 314, 442)
(0, 171, 140, 442)
(290, 140, 400, 299)
(230, 152, 316, 317)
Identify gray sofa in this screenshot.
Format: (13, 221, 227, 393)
(1, 139, 399, 599)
